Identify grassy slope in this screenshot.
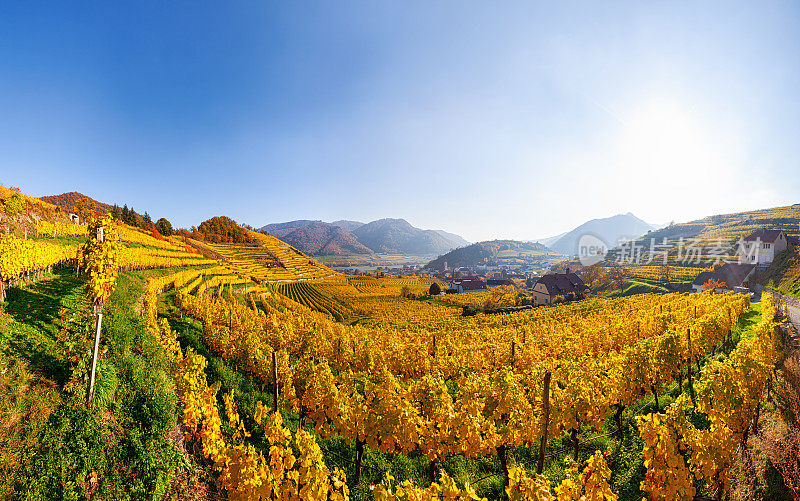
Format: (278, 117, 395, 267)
(760, 247, 800, 299)
(0, 267, 197, 500)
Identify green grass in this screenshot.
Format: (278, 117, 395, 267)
(0, 266, 195, 500)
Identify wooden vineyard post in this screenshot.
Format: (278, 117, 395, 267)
(511, 340, 516, 368)
(272, 350, 279, 413)
(651, 385, 660, 413)
(537, 371, 551, 474)
(613, 404, 625, 440)
(354, 439, 365, 485)
(498, 444, 509, 489)
(0, 279, 5, 302)
(571, 428, 579, 461)
(87, 312, 103, 405)
(687, 328, 695, 407)
(87, 226, 104, 406)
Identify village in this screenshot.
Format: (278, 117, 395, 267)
(338, 228, 799, 309)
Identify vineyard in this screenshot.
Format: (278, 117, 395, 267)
(0, 208, 795, 500)
(271, 281, 355, 322)
(157, 263, 785, 500)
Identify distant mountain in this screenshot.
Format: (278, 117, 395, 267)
(260, 220, 321, 238)
(352, 218, 464, 255)
(40, 191, 114, 217)
(279, 221, 373, 255)
(330, 220, 365, 232)
(426, 240, 561, 270)
(533, 231, 568, 249)
(547, 213, 656, 256)
(259, 217, 467, 256)
(432, 229, 470, 248)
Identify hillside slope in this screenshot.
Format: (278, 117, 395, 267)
(426, 240, 561, 270)
(760, 247, 800, 298)
(432, 229, 470, 248)
(604, 203, 800, 266)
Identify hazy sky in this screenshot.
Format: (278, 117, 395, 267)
(1, 1, 798, 242)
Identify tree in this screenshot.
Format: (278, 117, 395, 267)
(74, 197, 86, 219)
(2, 193, 26, 216)
(125, 206, 138, 226)
(429, 283, 442, 296)
(155, 217, 174, 237)
(111, 204, 121, 220)
(701, 277, 727, 293)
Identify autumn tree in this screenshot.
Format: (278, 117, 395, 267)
(155, 217, 174, 236)
(701, 277, 727, 293)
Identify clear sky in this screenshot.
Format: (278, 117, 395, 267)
(1, 1, 798, 242)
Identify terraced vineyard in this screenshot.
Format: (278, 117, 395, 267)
(204, 231, 335, 282)
(605, 203, 800, 268)
(270, 281, 355, 321)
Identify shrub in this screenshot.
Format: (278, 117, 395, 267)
(429, 283, 442, 295)
(2, 194, 26, 216)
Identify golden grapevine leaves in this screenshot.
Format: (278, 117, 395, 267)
(143, 272, 350, 500)
(504, 450, 617, 501)
(79, 215, 120, 306)
(373, 471, 484, 501)
(638, 316, 779, 499)
(0, 233, 74, 280)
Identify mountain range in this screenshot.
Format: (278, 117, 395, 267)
(535, 213, 660, 256)
(259, 218, 470, 256)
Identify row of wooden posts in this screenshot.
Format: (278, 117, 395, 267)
(0, 264, 55, 302)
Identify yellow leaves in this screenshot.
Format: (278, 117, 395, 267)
(375, 470, 485, 501)
(505, 453, 616, 501)
(0, 233, 75, 280)
(637, 411, 697, 501)
(79, 215, 120, 305)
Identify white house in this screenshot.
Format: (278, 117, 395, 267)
(739, 229, 787, 267)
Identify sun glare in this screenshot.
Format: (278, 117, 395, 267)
(617, 99, 719, 185)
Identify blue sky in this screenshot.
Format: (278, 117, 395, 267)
(1, 1, 798, 242)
